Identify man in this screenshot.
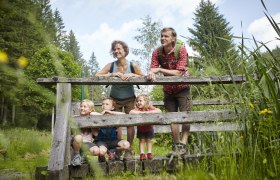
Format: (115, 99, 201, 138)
(147, 27, 192, 156)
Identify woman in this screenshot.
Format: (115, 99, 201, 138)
(95, 40, 143, 160)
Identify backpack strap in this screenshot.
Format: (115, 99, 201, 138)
(106, 61, 115, 88)
(109, 61, 115, 73)
(106, 61, 140, 89)
(157, 42, 187, 66)
(130, 62, 140, 89)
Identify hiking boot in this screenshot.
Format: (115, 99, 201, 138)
(107, 151, 116, 161)
(147, 153, 153, 160)
(167, 143, 187, 158)
(140, 153, 146, 160)
(123, 150, 133, 161)
(71, 153, 82, 166)
(114, 150, 123, 161)
(98, 155, 106, 162)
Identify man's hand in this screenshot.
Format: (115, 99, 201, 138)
(147, 68, 160, 81)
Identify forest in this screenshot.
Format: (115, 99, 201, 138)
(0, 0, 279, 179)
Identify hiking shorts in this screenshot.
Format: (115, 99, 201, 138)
(112, 96, 136, 114)
(164, 87, 192, 112)
(94, 140, 120, 150)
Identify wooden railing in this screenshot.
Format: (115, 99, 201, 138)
(35, 75, 245, 179)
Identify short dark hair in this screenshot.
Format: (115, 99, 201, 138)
(161, 27, 177, 38)
(110, 40, 129, 58)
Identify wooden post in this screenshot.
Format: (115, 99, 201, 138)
(51, 107, 54, 135)
(47, 83, 71, 180)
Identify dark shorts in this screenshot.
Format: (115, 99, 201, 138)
(164, 87, 192, 112)
(112, 96, 135, 114)
(94, 140, 120, 150)
(71, 137, 95, 151)
(137, 129, 154, 139)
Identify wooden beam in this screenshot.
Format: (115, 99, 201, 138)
(154, 122, 243, 133)
(37, 75, 246, 85)
(91, 99, 236, 107)
(73, 110, 237, 128)
(48, 83, 71, 179)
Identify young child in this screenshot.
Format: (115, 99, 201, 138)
(92, 98, 130, 162)
(71, 99, 101, 166)
(129, 95, 161, 160)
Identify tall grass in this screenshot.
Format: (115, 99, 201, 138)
(0, 128, 52, 179)
(178, 3, 280, 179)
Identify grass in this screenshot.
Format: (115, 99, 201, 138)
(0, 128, 52, 179)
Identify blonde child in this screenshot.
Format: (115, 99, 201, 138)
(129, 95, 161, 160)
(92, 98, 130, 162)
(71, 99, 101, 166)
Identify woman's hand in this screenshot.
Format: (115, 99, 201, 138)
(111, 72, 138, 80)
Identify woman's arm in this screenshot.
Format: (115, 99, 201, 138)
(95, 63, 112, 77)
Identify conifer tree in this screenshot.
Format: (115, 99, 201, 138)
(86, 52, 102, 101)
(188, 0, 238, 70)
(64, 30, 84, 65)
(54, 9, 66, 49)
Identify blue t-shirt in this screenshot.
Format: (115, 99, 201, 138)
(95, 127, 118, 141)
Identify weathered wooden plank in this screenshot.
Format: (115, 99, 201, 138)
(125, 159, 143, 173)
(90, 99, 236, 107)
(37, 75, 246, 85)
(107, 161, 125, 175)
(142, 157, 165, 173)
(74, 110, 237, 128)
(154, 122, 243, 133)
(69, 164, 91, 178)
(48, 83, 71, 178)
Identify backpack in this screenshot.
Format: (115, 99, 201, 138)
(157, 39, 188, 66)
(106, 61, 140, 89)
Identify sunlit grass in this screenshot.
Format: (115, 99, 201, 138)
(0, 128, 51, 179)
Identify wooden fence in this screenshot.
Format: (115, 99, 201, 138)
(35, 75, 245, 179)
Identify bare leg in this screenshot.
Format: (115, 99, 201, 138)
(73, 135, 83, 154)
(147, 138, 152, 153)
(117, 140, 130, 150)
(139, 138, 146, 153)
(181, 124, 190, 144)
(127, 126, 135, 147)
(170, 124, 180, 144)
(99, 146, 107, 156)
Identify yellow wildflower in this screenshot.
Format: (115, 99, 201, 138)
(17, 56, 28, 68)
(259, 109, 272, 115)
(267, 110, 273, 114)
(0, 51, 8, 63)
(248, 103, 254, 109)
(259, 109, 268, 115)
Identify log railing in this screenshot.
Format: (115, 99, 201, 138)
(36, 75, 245, 179)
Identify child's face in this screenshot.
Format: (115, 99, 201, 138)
(102, 99, 114, 111)
(79, 102, 91, 115)
(136, 96, 147, 109)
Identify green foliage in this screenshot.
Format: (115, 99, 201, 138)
(63, 30, 85, 65)
(0, 128, 51, 179)
(133, 15, 162, 72)
(25, 46, 82, 100)
(150, 85, 163, 101)
(188, 0, 238, 71)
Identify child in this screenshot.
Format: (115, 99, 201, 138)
(129, 95, 161, 160)
(92, 98, 130, 162)
(71, 99, 101, 166)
